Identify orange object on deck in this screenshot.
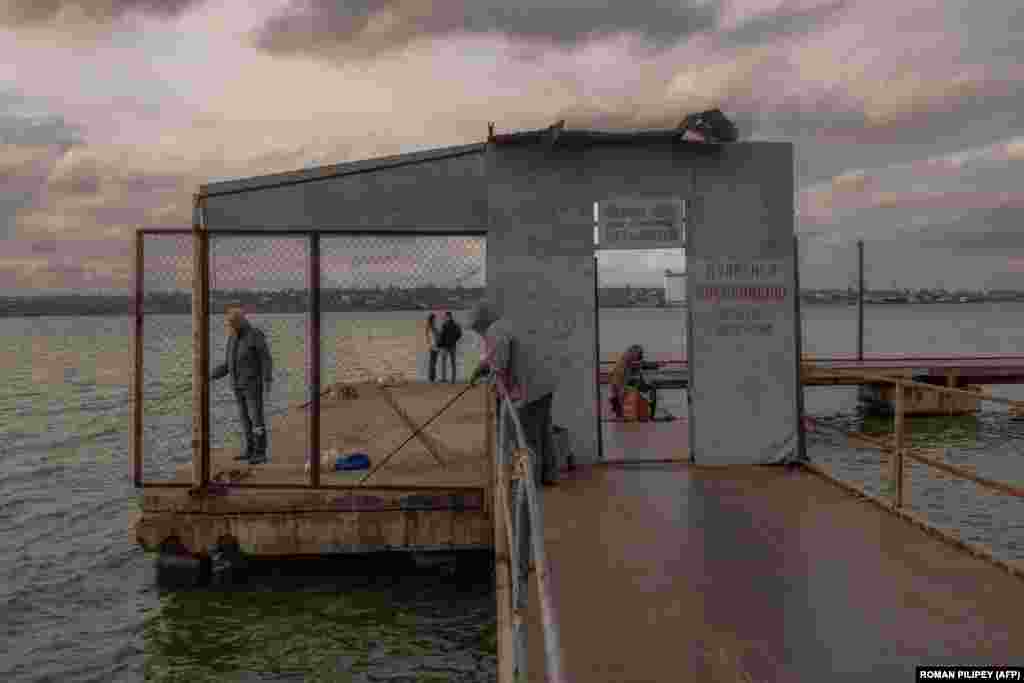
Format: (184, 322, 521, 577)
(622, 388, 650, 422)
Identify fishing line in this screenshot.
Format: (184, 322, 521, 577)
(358, 378, 481, 484)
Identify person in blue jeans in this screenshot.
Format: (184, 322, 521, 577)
(425, 313, 441, 382)
(210, 306, 274, 463)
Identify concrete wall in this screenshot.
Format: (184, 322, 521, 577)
(687, 142, 797, 465)
(486, 140, 701, 464)
(196, 137, 794, 466)
(200, 150, 488, 231)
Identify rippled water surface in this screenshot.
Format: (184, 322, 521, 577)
(3, 304, 1024, 681)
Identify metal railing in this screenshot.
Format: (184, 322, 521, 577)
(802, 366, 1024, 580)
(492, 380, 566, 683)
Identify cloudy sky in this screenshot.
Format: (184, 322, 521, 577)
(3, 0, 1023, 294)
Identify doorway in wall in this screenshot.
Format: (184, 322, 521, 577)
(592, 200, 689, 461)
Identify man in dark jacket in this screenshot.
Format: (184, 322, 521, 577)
(210, 306, 274, 463)
(437, 311, 462, 383)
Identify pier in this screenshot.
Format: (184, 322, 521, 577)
(131, 126, 1024, 680)
(598, 352, 1024, 388)
(523, 461, 1024, 681)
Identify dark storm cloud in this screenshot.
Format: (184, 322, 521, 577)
(0, 92, 84, 148)
(251, 0, 721, 60)
(715, 0, 849, 49)
(0, 0, 203, 26)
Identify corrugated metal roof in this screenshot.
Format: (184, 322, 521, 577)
(489, 128, 688, 145)
(199, 141, 486, 198)
(197, 126, 766, 197)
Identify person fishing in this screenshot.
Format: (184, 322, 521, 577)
(608, 344, 657, 420)
(437, 311, 462, 383)
(424, 313, 441, 382)
(209, 305, 274, 463)
(468, 300, 558, 487)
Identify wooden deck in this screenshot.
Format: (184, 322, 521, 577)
(601, 418, 690, 463)
(171, 381, 491, 489)
(525, 462, 1024, 681)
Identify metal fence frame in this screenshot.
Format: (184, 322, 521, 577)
(131, 223, 487, 492)
(804, 367, 1024, 580)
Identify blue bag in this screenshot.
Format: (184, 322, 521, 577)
(334, 452, 371, 471)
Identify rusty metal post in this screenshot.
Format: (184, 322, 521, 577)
(192, 195, 211, 488)
(857, 240, 864, 361)
(593, 254, 603, 462)
(793, 234, 807, 461)
(131, 231, 144, 487)
(308, 231, 321, 488)
(892, 381, 905, 508)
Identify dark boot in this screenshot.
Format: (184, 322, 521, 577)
(234, 439, 255, 461)
(250, 430, 268, 464)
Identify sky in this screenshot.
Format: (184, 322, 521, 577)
(2, 0, 1023, 294)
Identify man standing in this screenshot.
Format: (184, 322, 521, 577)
(468, 301, 557, 487)
(210, 305, 274, 463)
(438, 311, 462, 383)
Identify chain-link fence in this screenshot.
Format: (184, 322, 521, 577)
(320, 234, 486, 388)
(133, 229, 487, 487)
(139, 232, 194, 483)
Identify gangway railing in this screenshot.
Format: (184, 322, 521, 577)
(492, 378, 566, 683)
(802, 366, 1024, 581)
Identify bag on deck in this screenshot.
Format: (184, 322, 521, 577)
(335, 452, 371, 471)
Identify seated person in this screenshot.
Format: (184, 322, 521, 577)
(608, 344, 658, 419)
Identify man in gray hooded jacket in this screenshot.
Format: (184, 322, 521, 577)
(210, 306, 274, 463)
(468, 300, 558, 486)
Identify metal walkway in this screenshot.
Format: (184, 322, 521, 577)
(599, 353, 1024, 386)
(524, 461, 1024, 681)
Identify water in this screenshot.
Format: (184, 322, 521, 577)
(3, 304, 1024, 681)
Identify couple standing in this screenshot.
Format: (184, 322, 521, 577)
(425, 312, 462, 382)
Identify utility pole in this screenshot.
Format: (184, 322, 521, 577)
(857, 240, 864, 361)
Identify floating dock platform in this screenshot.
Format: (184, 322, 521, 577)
(133, 382, 494, 559)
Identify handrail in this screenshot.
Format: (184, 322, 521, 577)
(808, 368, 1024, 508)
(493, 380, 567, 683)
(804, 368, 1024, 582)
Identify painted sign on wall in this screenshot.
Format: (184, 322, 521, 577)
(596, 197, 686, 250)
(688, 252, 799, 465)
(691, 259, 789, 339)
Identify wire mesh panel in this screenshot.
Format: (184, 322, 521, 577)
(140, 232, 194, 482)
(208, 234, 309, 468)
(319, 234, 486, 391)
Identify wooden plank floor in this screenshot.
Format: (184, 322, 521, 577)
(526, 464, 1024, 682)
(601, 418, 690, 463)
(170, 381, 491, 489)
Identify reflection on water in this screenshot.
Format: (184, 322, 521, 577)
(858, 413, 980, 450)
(142, 555, 497, 683)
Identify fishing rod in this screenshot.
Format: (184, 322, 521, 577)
(358, 377, 483, 484)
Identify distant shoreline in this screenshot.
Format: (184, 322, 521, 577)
(1, 299, 1015, 319)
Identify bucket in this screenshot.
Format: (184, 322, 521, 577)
(623, 388, 650, 421)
